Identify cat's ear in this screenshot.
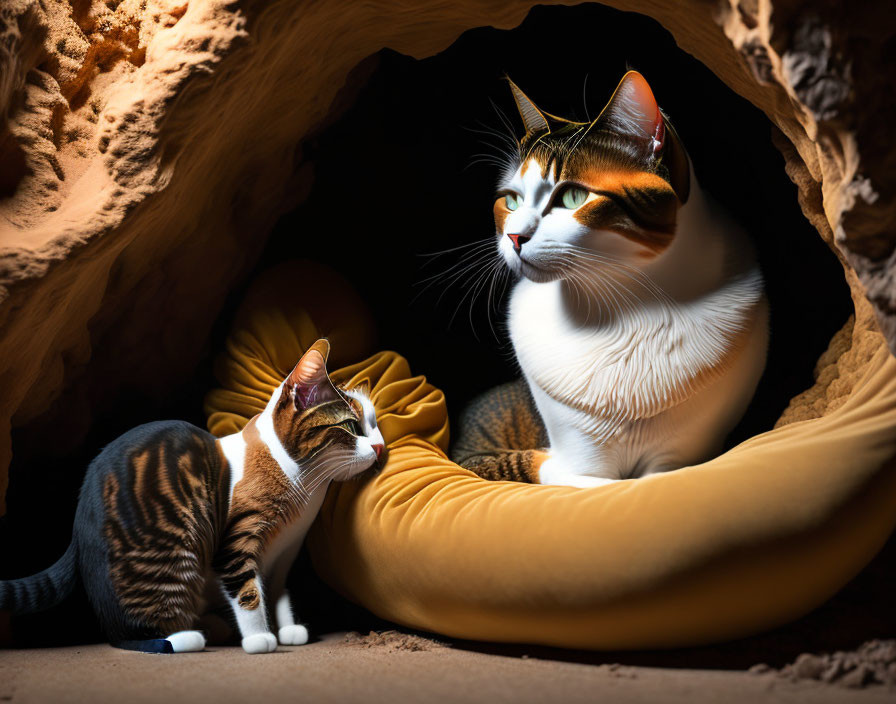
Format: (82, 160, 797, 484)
(597, 71, 689, 202)
(598, 71, 664, 148)
(285, 339, 339, 409)
(508, 78, 549, 137)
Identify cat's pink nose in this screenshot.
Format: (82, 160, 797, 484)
(373, 443, 384, 459)
(507, 233, 531, 252)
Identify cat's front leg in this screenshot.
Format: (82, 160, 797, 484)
(223, 572, 278, 654)
(215, 535, 278, 653)
(537, 457, 620, 488)
(268, 549, 308, 647)
(215, 483, 283, 653)
(274, 591, 308, 646)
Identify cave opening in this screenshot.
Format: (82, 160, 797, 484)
(259, 3, 852, 443)
(1, 3, 865, 650)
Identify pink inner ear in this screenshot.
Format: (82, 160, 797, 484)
(293, 380, 323, 409)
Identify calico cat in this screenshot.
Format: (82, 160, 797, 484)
(453, 71, 768, 487)
(0, 339, 385, 653)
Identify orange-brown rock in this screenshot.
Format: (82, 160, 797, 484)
(0, 0, 894, 511)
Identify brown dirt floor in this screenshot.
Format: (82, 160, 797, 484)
(0, 630, 892, 704)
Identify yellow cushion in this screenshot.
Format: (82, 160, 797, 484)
(205, 263, 896, 649)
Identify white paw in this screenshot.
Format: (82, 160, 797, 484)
(242, 632, 278, 654)
(538, 458, 619, 488)
(278, 624, 309, 646)
(165, 630, 206, 653)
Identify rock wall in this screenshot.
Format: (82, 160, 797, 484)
(0, 0, 893, 511)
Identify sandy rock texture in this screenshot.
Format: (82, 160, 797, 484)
(751, 639, 896, 689)
(0, 0, 894, 509)
(4, 632, 894, 704)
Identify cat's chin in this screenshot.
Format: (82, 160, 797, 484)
(329, 455, 377, 482)
(518, 259, 563, 284)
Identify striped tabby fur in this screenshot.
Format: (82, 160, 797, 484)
(452, 380, 547, 483)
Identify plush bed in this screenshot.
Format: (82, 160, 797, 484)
(204, 261, 896, 649)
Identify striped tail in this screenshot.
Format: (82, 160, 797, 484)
(112, 630, 206, 654)
(112, 639, 174, 654)
(0, 542, 77, 614)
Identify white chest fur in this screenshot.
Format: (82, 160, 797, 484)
(511, 268, 763, 417)
(507, 181, 769, 482)
(510, 272, 767, 479)
(261, 484, 328, 571)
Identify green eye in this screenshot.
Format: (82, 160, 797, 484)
(561, 187, 588, 209)
(505, 193, 521, 211)
(335, 419, 362, 435)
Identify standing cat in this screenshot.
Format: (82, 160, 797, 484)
(0, 339, 385, 653)
(454, 71, 768, 487)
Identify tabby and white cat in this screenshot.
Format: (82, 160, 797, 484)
(454, 71, 768, 487)
(0, 340, 384, 653)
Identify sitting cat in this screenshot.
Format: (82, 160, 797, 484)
(454, 71, 768, 487)
(0, 339, 385, 653)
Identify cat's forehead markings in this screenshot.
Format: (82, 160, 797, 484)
(344, 387, 377, 433)
(516, 157, 556, 182)
(511, 158, 556, 199)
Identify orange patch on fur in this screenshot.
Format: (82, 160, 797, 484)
(493, 198, 509, 233)
(569, 169, 678, 255)
(570, 168, 674, 197)
(237, 578, 261, 610)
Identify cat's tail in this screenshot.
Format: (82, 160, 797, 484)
(0, 541, 78, 614)
(111, 639, 176, 654)
(112, 630, 207, 654)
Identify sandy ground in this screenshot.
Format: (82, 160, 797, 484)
(0, 631, 892, 704)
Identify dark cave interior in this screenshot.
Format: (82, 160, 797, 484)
(261, 4, 852, 447)
(3, 4, 880, 658)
